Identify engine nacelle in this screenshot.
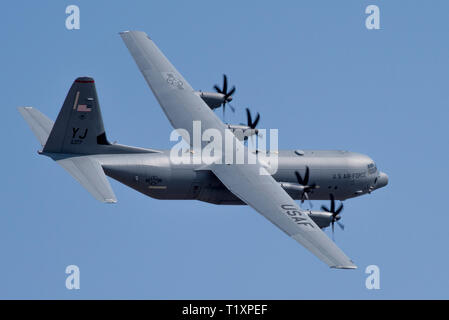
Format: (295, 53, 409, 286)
(195, 91, 228, 109)
(226, 124, 258, 141)
(280, 182, 305, 192)
(306, 211, 333, 229)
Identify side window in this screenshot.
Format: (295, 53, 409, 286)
(367, 163, 377, 175)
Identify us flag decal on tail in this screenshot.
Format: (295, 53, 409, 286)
(77, 104, 91, 112)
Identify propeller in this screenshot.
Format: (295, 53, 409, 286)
(241, 108, 261, 143)
(246, 108, 260, 131)
(321, 194, 345, 240)
(214, 74, 236, 119)
(294, 166, 319, 206)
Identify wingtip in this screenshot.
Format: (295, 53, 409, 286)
(119, 30, 151, 39)
(17, 106, 33, 111)
(331, 265, 358, 270)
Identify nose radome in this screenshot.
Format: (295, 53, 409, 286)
(377, 172, 389, 188)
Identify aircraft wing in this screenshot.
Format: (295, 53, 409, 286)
(120, 30, 356, 269)
(120, 30, 227, 144)
(212, 164, 356, 269)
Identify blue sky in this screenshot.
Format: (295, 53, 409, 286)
(2, 0, 449, 299)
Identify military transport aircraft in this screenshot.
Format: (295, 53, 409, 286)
(19, 31, 388, 269)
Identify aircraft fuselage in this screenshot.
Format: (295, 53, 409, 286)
(98, 149, 388, 205)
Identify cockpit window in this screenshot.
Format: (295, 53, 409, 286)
(367, 162, 377, 174)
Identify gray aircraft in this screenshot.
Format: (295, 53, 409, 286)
(19, 31, 388, 269)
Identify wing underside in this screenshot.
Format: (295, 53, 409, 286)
(211, 164, 356, 269)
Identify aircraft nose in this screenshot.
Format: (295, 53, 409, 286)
(376, 172, 389, 189)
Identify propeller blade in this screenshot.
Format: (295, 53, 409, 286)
(213, 74, 237, 120)
(332, 221, 335, 242)
(304, 166, 310, 186)
(322, 194, 345, 238)
(335, 203, 344, 215)
(304, 192, 309, 201)
(223, 74, 228, 94)
(246, 108, 252, 127)
(299, 189, 306, 204)
(330, 194, 335, 213)
(226, 86, 236, 98)
(252, 113, 260, 128)
(337, 221, 345, 230)
(295, 171, 304, 185)
(304, 192, 313, 208)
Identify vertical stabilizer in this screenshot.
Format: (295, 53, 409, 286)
(43, 77, 110, 154)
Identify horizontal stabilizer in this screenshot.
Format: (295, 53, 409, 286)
(18, 107, 54, 147)
(56, 156, 117, 203)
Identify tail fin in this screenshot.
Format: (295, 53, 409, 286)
(19, 77, 160, 203)
(19, 77, 116, 203)
(43, 77, 110, 154)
